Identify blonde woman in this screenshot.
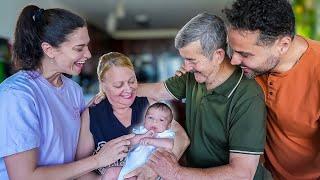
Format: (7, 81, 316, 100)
(76, 52, 189, 179)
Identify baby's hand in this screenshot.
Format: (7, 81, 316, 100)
(130, 130, 155, 145)
(143, 130, 155, 138)
(140, 137, 152, 145)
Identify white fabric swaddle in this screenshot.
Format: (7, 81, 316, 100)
(118, 126, 175, 180)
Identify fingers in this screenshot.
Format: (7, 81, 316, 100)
(94, 92, 106, 105)
(118, 133, 136, 141)
(175, 70, 182, 77)
(158, 150, 177, 163)
(124, 167, 143, 178)
(149, 152, 161, 163)
(108, 134, 135, 146)
(116, 152, 128, 160)
(145, 130, 155, 137)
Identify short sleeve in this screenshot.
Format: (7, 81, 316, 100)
(79, 89, 86, 113)
(164, 74, 188, 100)
(0, 89, 41, 158)
(229, 95, 266, 155)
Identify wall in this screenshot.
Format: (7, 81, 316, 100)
(0, 0, 80, 40)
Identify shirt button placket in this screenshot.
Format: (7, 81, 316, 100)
(267, 75, 276, 100)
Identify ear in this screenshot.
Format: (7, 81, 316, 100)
(211, 48, 225, 64)
(275, 36, 292, 55)
(41, 42, 56, 59)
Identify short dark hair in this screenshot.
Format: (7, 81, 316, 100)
(145, 102, 173, 122)
(13, 5, 86, 70)
(223, 0, 295, 46)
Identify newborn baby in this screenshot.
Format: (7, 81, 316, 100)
(115, 102, 175, 180)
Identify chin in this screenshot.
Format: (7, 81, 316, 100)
(195, 77, 206, 83)
(120, 96, 136, 106)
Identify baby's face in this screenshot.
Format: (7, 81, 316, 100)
(144, 108, 171, 133)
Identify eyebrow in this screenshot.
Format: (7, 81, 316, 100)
(185, 57, 196, 61)
(234, 50, 254, 57)
(74, 44, 86, 48)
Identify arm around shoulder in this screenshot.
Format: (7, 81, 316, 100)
(138, 82, 174, 101)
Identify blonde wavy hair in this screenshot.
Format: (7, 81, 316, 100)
(97, 52, 134, 95)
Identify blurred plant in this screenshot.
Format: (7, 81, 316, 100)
(293, 0, 319, 40)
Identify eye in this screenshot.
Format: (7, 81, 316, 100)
(160, 119, 164, 122)
(75, 47, 84, 52)
(113, 82, 123, 88)
(240, 54, 248, 58)
(128, 77, 136, 84)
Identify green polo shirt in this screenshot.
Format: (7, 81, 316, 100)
(165, 67, 266, 176)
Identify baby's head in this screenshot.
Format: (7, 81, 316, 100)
(144, 102, 173, 133)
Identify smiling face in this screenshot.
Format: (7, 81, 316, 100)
(101, 66, 138, 108)
(144, 107, 172, 133)
(228, 29, 280, 78)
(179, 41, 221, 83)
(51, 27, 91, 75)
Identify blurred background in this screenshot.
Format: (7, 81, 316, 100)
(0, 0, 319, 106)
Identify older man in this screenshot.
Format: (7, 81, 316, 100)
(134, 13, 266, 180)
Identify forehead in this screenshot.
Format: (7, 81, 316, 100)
(103, 66, 135, 81)
(147, 108, 170, 117)
(62, 27, 90, 46)
(178, 41, 203, 57)
(227, 29, 260, 52)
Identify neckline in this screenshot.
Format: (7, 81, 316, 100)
(104, 98, 137, 129)
(203, 67, 243, 98)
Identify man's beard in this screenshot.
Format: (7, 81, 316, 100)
(243, 55, 280, 79)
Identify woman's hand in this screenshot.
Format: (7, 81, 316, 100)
(130, 130, 155, 145)
(94, 134, 134, 168)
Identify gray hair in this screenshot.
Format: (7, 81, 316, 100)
(175, 13, 227, 59)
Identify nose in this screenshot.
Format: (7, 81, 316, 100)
(84, 46, 92, 59)
(183, 60, 194, 72)
(123, 83, 132, 92)
(230, 53, 242, 65)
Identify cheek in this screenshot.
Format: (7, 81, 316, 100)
(144, 122, 152, 129)
(130, 82, 138, 90)
(104, 86, 122, 97)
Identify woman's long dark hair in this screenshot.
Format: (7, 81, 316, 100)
(13, 5, 86, 71)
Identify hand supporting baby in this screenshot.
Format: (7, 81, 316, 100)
(129, 130, 155, 146)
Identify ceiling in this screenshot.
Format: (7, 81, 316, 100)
(58, 0, 234, 39)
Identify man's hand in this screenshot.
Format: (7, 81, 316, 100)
(87, 92, 106, 107)
(124, 166, 158, 180)
(175, 64, 187, 77)
(147, 150, 181, 180)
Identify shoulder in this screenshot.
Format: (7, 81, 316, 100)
(89, 98, 108, 114)
(303, 38, 320, 76)
(0, 71, 38, 99)
(61, 75, 83, 93)
(235, 76, 264, 100)
(229, 75, 265, 110)
(132, 96, 149, 108)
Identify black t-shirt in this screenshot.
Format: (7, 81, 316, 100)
(89, 96, 149, 152)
